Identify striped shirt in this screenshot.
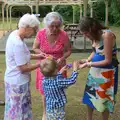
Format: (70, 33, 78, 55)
(42, 71, 78, 111)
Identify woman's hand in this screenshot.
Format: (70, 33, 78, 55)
(79, 62, 92, 69)
(36, 53, 47, 59)
(79, 59, 88, 64)
(57, 57, 65, 66)
(31, 53, 47, 59)
(73, 61, 79, 71)
(79, 63, 87, 69)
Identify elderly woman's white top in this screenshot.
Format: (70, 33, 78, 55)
(5, 30, 30, 85)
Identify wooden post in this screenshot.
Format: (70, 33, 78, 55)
(72, 5, 76, 24)
(6, 4, 9, 31)
(36, 0, 39, 14)
(89, 3, 93, 17)
(83, 0, 88, 17)
(105, 0, 109, 27)
(83, 0, 88, 51)
(9, 6, 13, 30)
(30, 5, 33, 14)
(80, 4, 83, 20)
(2, 3, 5, 35)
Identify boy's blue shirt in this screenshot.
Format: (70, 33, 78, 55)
(42, 71, 78, 111)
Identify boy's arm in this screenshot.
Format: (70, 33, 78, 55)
(57, 71, 78, 88)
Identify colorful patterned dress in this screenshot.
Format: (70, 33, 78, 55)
(82, 31, 119, 113)
(35, 29, 70, 94)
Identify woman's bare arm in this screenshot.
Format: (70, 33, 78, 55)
(87, 52, 95, 62)
(18, 63, 40, 73)
(33, 39, 43, 54)
(61, 39, 71, 60)
(30, 53, 46, 60)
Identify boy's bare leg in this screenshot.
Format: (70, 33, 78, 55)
(42, 95, 46, 120)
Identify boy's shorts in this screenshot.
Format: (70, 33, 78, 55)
(46, 107, 65, 120)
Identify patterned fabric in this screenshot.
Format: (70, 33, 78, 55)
(114, 66, 118, 95)
(46, 107, 65, 120)
(43, 71, 78, 111)
(35, 29, 70, 94)
(4, 82, 32, 120)
(83, 68, 115, 113)
(82, 30, 119, 113)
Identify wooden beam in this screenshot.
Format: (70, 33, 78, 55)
(5, 0, 97, 6)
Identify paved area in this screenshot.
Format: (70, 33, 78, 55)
(0, 31, 11, 52)
(0, 31, 93, 53)
(0, 31, 35, 52)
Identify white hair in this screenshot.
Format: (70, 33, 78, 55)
(18, 13, 40, 28)
(43, 12, 63, 27)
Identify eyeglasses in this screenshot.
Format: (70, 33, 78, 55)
(49, 24, 61, 29)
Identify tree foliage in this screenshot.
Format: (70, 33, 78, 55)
(54, 5, 73, 23)
(0, 0, 120, 26)
(109, 0, 120, 26)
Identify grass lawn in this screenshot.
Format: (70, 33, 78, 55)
(0, 53, 120, 120)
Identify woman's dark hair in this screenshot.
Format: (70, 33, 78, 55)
(79, 17, 107, 41)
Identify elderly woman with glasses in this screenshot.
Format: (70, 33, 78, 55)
(33, 12, 71, 120)
(4, 14, 46, 120)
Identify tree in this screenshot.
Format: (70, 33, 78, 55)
(54, 5, 73, 23)
(110, 0, 120, 26)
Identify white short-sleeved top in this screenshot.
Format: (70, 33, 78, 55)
(5, 30, 30, 85)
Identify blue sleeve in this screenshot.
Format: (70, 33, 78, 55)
(42, 79, 45, 94)
(57, 71, 78, 88)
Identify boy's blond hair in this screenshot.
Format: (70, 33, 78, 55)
(40, 58, 57, 77)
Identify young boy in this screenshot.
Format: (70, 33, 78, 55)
(40, 58, 79, 120)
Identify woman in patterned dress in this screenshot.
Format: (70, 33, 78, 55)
(33, 12, 71, 120)
(4, 14, 45, 120)
(79, 17, 119, 120)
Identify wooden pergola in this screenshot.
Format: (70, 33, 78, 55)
(1, 0, 110, 34)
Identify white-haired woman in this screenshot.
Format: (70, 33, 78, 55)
(33, 12, 71, 120)
(4, 14, 46, 120)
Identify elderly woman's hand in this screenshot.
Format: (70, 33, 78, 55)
(30, 52, 48, 60)
(35, 53, 47, 59)
(57, 57, 65, 66)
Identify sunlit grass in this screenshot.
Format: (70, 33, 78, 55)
(0, 53, 120, 120)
